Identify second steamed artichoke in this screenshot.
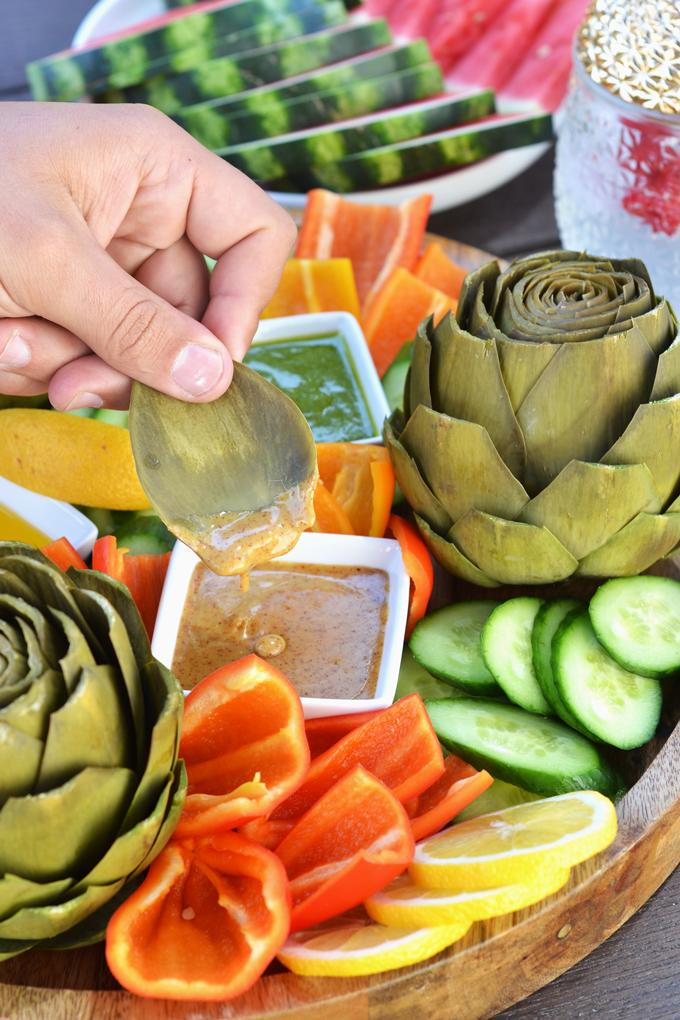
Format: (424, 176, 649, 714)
(385, 251, 680, 585)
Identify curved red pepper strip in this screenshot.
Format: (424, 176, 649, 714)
(410, 754, 494, 842)
(106, 832, 290, 1001)
(305, 710, 382, 760)
(91, 534, 170, 638)
(276, 765, 415, 933)
(385, 514, 434, 639)
(173, 654, 310, 839)
(41, 537, 87, 572)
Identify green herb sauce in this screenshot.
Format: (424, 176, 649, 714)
(244, 333, 375, 442)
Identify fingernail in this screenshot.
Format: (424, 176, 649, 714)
(65, 392, 104, 411)
(0, 330, 31, 368)
(173, 345, 223, 396)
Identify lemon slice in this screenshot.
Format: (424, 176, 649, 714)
(277, 907, 469, 976)
(409, 791, 617, 889)
(364, 867, 571, 928)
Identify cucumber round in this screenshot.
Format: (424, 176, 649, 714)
(424, 697, 627, 802)
(589, 575, 680, 679)
(552, 607, 662, 749)
(114, 514, 176, 555)
(531, 598, 599, 739)
(409, 601, 503, 696)
(481, 597, 551, 714)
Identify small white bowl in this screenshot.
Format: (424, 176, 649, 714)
(251, 311, 390, 445)
(152, 532, 409, 718)
(0, 475, 97, 558)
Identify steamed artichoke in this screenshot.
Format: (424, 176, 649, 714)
(0, 542, 185, 960)
(385, 251, 680, 585)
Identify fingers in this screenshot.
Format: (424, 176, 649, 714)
(133, 235, 210, 321)
(48, 354, 132, 411)
(0, 316, 89, 398)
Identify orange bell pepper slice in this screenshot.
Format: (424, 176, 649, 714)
(41, 536, 87, 572)
(173, 655, 310, 839)
(385, 514, 434, 639)
(296, 190, 431, 316)
(106, 832, 291, 1001)
(307, 478, 354, 535)
(276, 765, 415, 932)
(261, 257, 361, 320)
(271, 693, 444, 823)
(305, 710, 382, 760)
(91, 534, 170, 638)
(414, 242, 468, 300)
(316, 443, 395, 537)
(409, 754, 494, 842)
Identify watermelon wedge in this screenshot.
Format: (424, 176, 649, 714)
(296, 191, 432, 315)
(446, 0, 560, 88)
(497, 0, 590, 112)
(386, 0, 442, 38)
(425, 0, 508, 66)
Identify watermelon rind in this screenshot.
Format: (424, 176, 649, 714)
(117, 19, 392, 112)
(177, 62, 444, 149)
(219, 89, 495, 181)
(284, 112, 555, 191)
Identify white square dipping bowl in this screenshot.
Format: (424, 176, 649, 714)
(249, 311, 390, 445)
(152, 532, 409, 718)
(0, 475, 97, 558)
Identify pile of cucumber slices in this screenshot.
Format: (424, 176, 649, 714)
(410, 576, 680, 802)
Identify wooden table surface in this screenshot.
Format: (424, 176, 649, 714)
(2, 3, 680, 1015)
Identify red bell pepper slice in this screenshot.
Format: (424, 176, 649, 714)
(91, 534, 170, 638)
(173, 655, 310, 839)
(275, 765, 415, 933)
(238, 816, 297, 850)
(271, 693, 444, 823)
(386, 514, 434, 639)
(305, 710, 382, 760)
(409, 754, 494, 842)
(41, 537, 87, 572)
(106, 832, 290, 1001)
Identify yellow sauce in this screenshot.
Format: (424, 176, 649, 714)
(0, 503, 50, 547)
(172, 561, 389, 700)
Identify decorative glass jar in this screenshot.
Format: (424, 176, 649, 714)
(555, 52, 680, 309)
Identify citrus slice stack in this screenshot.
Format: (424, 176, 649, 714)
(277, 907, 469, 976)
(409, 791, 617, 890)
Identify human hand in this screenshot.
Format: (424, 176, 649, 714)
(0, 102, 297, 410)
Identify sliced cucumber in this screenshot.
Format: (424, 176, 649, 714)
(589, 575, 680, 679)
(424, 697, 627, 802)
(410, 601, 504, 696)
(452, 777, 542, 824)
(90, 409, 129, 428)
(481, 597, 551, 714)
(114, 515, 176, 555)
(381, 341, 412, 414)
(552, 607, 662, 749)
(531, 597, 599, 739)
(394, 645, 460, 703)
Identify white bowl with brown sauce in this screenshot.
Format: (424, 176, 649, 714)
(152, 532, 410, 718)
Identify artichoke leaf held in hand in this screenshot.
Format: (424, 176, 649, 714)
(385, 251, 680, 584)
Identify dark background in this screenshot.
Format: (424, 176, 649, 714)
(1, 1, 679, 1016)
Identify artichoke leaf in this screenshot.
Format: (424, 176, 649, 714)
(0, 765, 137, 883)
(496, 336, 560, 414)
(0, 669, 66, 741)
(400, 405, 529, 525)
(633, 297, 675, 356)
(132, 759, 187, 878)
(119, 661, 182, 833)
(68, 566, 152, 671)
(650, 330, 680, 401)
(576, 512, 680, 578)
(414, 514, 502, 588)
(409, 315, 433, 414)
(517, 326, 656, 496)
(0, 567, 42, 610)
(384, 417, 452, 536)
(68, 587, 146, 772)
(72, 766, 175, 890)
(449, 510, 578, 584)
(0, 722, 43, 806)
(0, 595, 62, 668)
(600, 394, 680, 507)
(0, 877, 125, 941)
(456, 258, 500, 331)
(0, 874, 72, 923)
(517, 461, 663, 560)
(489, 250, 582, 319)
(49, 608, 96, 695)
(35, 665, 134, 793)
(40, 873, 146, 951)
(431, 315, 526, 478)
(0, 937, 37, 961)
(0, 625, 28, 696)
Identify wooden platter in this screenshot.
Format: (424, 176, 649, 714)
(2, 234, 677, 1019)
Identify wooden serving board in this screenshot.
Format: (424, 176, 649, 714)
(1, 235, 674, 1019)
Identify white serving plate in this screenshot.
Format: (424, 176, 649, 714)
(252, 311, 389, 444)
(73, 1, 551, 213)
(0, 475, 97, 558)
(152, 532, 410, 718)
